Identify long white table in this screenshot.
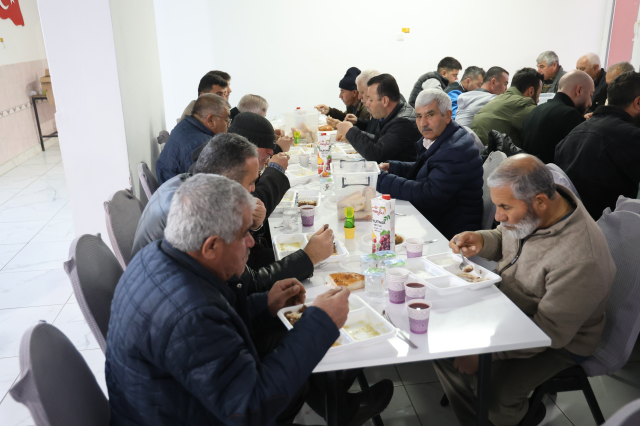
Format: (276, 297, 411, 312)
(269, 188, 551, 426)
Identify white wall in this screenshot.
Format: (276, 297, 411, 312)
(154, 0, 609, 130)
(0, 0, 46, 66)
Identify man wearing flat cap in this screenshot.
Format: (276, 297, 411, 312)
(315, 67, 371, 125)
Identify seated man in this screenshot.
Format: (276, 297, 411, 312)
(315, 67, 370, 126)
(537, 51, 566, 93)
(455, 66, 509, 127)
(576, 53, 608, 113)
(106, 174, 358, 425)
(236, 94, 269, 117)
(377, 89, 483, 239)
(344, 69, 381, 135)
(444, 66, 485, 119)
(439, 154, 615, 426)
(156, 94, 229, 184)
(337, 74, 421, 162)
(472, 68, 543, 147)
(555, 71, 640, 220)
(179, 71, 229, 121)
(408, 57, 462, 107)
(522, 70, 594, 164)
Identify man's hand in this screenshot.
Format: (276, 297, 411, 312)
(379, 163, 390, 172)
(326, 116, 340, 129)
(584, 112, 593, 120)
(276, 136, 294, 152)
(314, 104, 330, 115)
(304, 225, 334, 265)
(453, 355, 479, 375)
(312, 288, 350, 329)
(267, 278, 306, 317)
(344, 114, 358, 125)
(269, 152, 289, 171)
(274, 129, 285, 138)
(336, 121, 353, 136)
(251, 199, 266, 230)
(449, 232, 484, 257)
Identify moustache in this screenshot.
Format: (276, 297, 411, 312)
(420, 126, 433, 133)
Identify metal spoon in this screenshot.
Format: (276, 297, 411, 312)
(453, 237, 469, 270)
(423, 239, 438, 245)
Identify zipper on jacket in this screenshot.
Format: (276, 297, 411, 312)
(498, 235, 533, 277)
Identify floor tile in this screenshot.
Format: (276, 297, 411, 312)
(0, 357, 20, 402)
(0, 305, 63, 358)
(0, 245, 25, 270)
(30, 220, 74, 243)
(42, 164, 65, 177)
(51, 202, 72, 220)
(20, 154, 62, 166)
(0, 199, 68, 222)
(377, 385, 421, 426)
(365, 364, 403, 387)
(540, 395, 575, 426)
(0, 189, 20, 206)
(0, 270, 72, 309)
(293, 402, 326, 425)
(0, 393, 34, 426)
(15, 184, 68, 200)
(79, 349, 107, 396)
(2, 241, 70, 272)
(52, 304, 99, 351)
(0, 175, 40, 191)
(0, 164, 57, 178)
(405, 382, 460, 426)
(0, 222, 47, 245)
(396, 360, 440, 385)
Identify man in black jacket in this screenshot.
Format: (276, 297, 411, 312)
(522, 70, 594, 164)
(408, 57, 462, 107)
(337, 74, 421, 162)
(555, 71, 640, 220)
(576, 53, 607, 113)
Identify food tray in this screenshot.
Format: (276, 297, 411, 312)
(304, 232, 349, 262)
(296, 190, 321, 209)
(286, 165, 319, 186)
(273, 232, 349, 261)
(405, 257, 449, 281)
(277, 294, 396, 355)
(425, 252, 501, 290)
(274, 189, 297, 213)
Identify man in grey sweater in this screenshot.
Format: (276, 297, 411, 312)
(436, 154, 615, 426)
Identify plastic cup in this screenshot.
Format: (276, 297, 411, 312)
(407, 300, 431, 334)
(299, 153, 310, 168)
(300, 206, 315, 227)
(386, 267, 409, 304)
(405, 238, 424, 258)
(344, 225, 355, 239)
(405, 282, 426, 301)
(282, 208, 298, 234)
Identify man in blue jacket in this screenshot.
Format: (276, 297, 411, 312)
(377, 89, 483, 239)
(156, 93, 230, 184)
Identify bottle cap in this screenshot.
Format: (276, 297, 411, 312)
(321, 133, 326, 136)
(382, 194, 391, 200)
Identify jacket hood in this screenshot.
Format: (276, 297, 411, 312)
(457, 89, 496, 109)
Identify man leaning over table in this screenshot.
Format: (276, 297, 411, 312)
(436, 154, 615, 426)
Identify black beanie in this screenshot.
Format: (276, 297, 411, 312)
(339, 67, 361, 91)
(227, 112, 276, 150)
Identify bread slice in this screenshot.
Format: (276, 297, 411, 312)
(337, 190, 367, 211)
(328, 273, 365, 291)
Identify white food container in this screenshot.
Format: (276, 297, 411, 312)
(273, 234, 307, 260)
(286, 165, 318, 186)
(274, 189, 297, 214)
(425, 252, 502, 290)
(296, 190, 321, 209)
(332, 161, 380, 221)
(277, 294, 396, 355)
(304, 232, 349, 262)
(405, 257, 449, 281)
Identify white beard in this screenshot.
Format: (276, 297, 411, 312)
(501, 209, 541, 240)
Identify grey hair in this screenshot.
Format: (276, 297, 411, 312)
(536, 51, 559, 66)
(487, 156, 556, 205)
(237, 94, 269, 117)
(356, 69, 381, 86)
(415, 89, 452, 116)
(193, 133, 258, 182)
(583, 52, 601, 67)
(192, 93, 230, 119)
(607, 61, 635, 76)
(165, 174, 256, 251)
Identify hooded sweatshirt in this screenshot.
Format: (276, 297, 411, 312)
(455, 88, 496, 128)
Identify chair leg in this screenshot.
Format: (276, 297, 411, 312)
(356, 371, 385, 426)
(577, 373, 605, 425)
(440, 393, 449, 406)
(519, 385, 546, 426)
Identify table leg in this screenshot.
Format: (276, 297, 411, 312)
(31, 98, 45, 151)
(325, 371, 339, 426)
(476, 353, 492, 426)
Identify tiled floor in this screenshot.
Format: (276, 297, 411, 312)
(1, 141, 640, 425)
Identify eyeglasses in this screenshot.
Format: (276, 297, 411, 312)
(214, 115, 231, 125)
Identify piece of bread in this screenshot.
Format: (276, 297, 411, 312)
(361, 186, 376, 212)
(319, 124, 333, 131)
(354, 211, 372, 221)
(337, 190, 366, 211)
(328, 273, 365, 291)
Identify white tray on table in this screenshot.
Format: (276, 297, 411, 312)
(277, 294, 396, 355)
(273, 232, 349, 262)
(286, 165, 319, 186)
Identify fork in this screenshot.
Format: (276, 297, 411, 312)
(453, 237, 470, 271)
(382, 310, 418, 349)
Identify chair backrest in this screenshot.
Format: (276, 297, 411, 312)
(481, 151, 506, 230)
(138, 162, 159, 201)
(547, 163, 581, 200)
(9, 322, 110, 426)
(582, 210, 640, 376)
(603, 399, 640, 426)
(615, 195, 640, 215)
(104, 188, 144, 269)
(64, 234, 123, 353)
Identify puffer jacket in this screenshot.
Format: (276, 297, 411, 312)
(156, 116, 215, 184)
(408, 72, 449, 107)
(130, 174, 310, 290)
(377, 121, 483, 239)
(345, 100, 420, 163)
(444, 81, 466, 119)
(455, 89, 496, 127)
(327, 101, 370, 122)
(480, 130, 523, 161)
(106, 239, 338, 425)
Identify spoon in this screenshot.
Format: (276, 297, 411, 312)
(453, 237, 469, 270)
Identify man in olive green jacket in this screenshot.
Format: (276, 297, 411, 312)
(436, 155, 615, 426)
(471, 68, 544, 147)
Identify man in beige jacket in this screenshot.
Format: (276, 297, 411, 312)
(437, 154, 616, 426)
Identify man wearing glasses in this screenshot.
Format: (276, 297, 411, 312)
(157, 93, 231, 184)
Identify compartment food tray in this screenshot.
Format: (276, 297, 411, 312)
(425, 252, 502, 291)
(273, 232, 349, 261)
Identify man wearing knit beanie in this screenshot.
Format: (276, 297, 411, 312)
(315, 67, 371, 126)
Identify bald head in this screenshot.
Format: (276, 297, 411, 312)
(576, 53, 601, 81)
(488, 154, 556, 204)
(558, 70, 594, 114)
(607, 62, 636, 85)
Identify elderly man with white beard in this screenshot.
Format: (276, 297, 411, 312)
(435, 154, 616, 426)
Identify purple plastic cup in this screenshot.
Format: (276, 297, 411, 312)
(300, 206, 315, 227)
(386, 268, 409, 304)
(407, 300, 431, 334)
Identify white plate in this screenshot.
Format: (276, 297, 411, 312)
(425, 252, 502, 290)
